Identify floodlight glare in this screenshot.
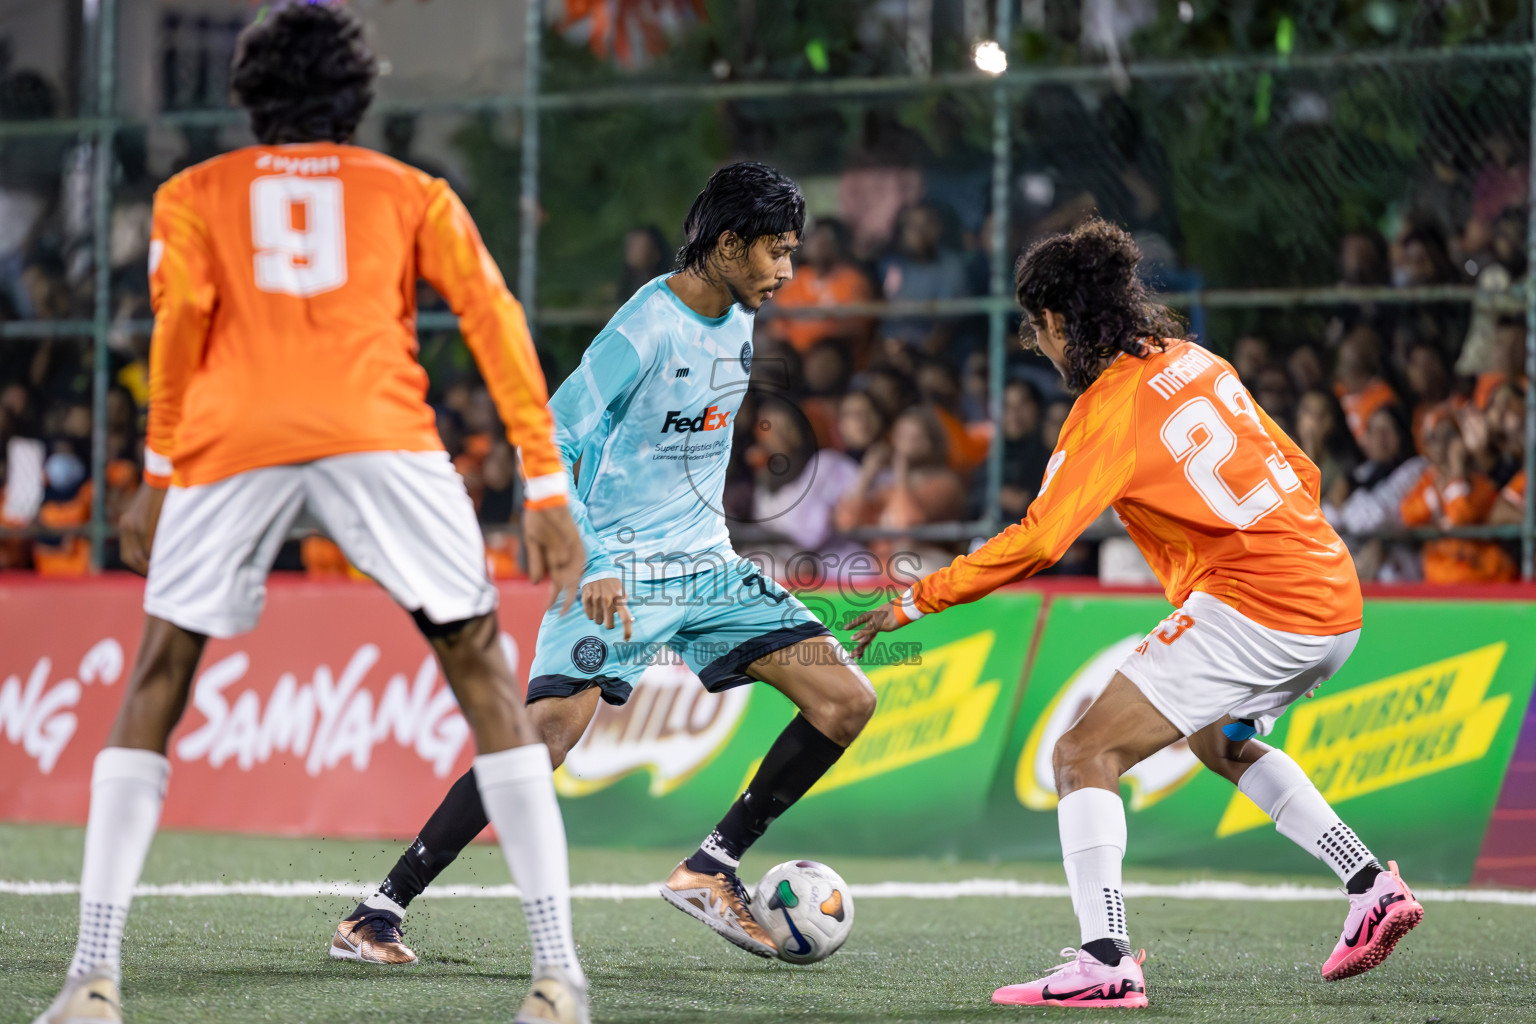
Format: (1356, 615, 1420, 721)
(973, 40, 1007, 75)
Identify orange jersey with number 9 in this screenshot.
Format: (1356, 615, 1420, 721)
(145, 142, 562, 492)
(912, 340, 1361, 635)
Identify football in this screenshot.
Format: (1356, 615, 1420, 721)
(751, 860, 855, 964)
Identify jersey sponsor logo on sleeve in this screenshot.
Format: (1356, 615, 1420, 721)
(661, 406, 731, 433)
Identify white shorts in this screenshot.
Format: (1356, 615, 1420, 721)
(1117, 591, 1359, 737)
(144, 450, 496, 638)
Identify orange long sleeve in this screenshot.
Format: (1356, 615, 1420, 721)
(898, 340, 1359, 636)
(415, 181, 564, 497)
(144, 171, 216, 486)
(1441, 476, 1497, 526)
(909, 364, 1140, 617)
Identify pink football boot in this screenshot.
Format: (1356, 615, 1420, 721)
(1321, 860, 1424, 981)
(992, 947, 1149, 1008)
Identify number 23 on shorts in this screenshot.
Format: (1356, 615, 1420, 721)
(1135, 612, 1195, 655)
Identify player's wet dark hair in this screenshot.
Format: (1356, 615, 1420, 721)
(676, 162, 805, 274)
(231, 1, 377, 146)
(1015, 217, 1184, 394)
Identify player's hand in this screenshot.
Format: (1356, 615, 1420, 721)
(523, 503, 584, 615)
(119, 484, 167, 576)
(845, 602, 903, 660)
(582, 577, 634, 641)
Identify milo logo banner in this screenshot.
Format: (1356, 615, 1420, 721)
(977, 596, 1536, 883)
(554, 591, 1040, 854)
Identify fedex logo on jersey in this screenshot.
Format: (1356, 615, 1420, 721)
(662, 405, 731, 433)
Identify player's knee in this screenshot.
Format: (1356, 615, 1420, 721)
(845, 674, 878, 730)
(543, 735, 573, 771)
(1052, 728, 1119, 792)
(425, 611, 499, 669)
(814, 672, 876, 746)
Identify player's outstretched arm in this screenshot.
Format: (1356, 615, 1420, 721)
(415, 180, 566, 490)
(848, 404, 1135, 659)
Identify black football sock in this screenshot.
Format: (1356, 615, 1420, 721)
(685, 715, 845, 876)
(1083, 937, 1133, 967)
(1345, 861, 1384, 895)
(354, 768, 490, 917)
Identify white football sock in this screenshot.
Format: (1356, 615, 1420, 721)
(68, 748, 170, 983)
(1239, 750, 1377, 885)
(474, 744, 585, 986)
(363, 892, 407, 919)
(1058, 787, 1130, 957)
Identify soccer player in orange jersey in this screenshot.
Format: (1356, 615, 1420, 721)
(851, 219, 1423, 1009)
(35, 6, 590, 1024)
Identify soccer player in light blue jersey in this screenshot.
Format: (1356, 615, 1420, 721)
(336, 164, 877, 967)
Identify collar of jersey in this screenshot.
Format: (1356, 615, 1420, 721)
(660, 276, 735, 330)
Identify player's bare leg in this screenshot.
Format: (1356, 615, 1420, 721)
(663, 635, 877, 957)
(345, 686, 602, 949)
(994, 674, 1177, 1008)
(1187, 719, 1422, 980)
(336, 611, 588, 1024)
(35, 618, 205, 1024)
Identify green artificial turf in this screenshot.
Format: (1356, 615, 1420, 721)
(3, 823, 1532, 1023)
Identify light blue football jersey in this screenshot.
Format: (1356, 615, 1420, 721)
(550, 275, 755, 584)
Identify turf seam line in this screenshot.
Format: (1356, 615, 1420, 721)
(3, 879, 1534, 905)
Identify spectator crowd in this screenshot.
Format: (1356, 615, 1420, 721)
(0, 59, 1530, 587)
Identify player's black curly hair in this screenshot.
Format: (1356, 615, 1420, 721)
(1015, 217, 1184, 394)
(231, 2, 377, 146)
(676, 162, 805, 274)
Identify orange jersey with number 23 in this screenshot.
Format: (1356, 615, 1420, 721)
(145, 143, 562, 495)
(909, 340, 1361, 635)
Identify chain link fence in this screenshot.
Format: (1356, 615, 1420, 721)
(0, 0, 1531, 583)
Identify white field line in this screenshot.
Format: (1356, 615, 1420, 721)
(2, 878, 1534, 906)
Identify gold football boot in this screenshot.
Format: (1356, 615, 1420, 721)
(658, 861, 777, 957)
(329, 912, 418, 965)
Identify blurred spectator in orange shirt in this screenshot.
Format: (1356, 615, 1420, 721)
(1491, 468, 1525, 526)
(836, 407, 966, 574)
(1334, 325, 1400, 447)
(914, 357, 991, 474)
(1294, 389, 1361, 512)
(770, 218, 874, 361)
(1403, 339, 1461, 451)
(1473, 317, 1528, 410)
(1489, 383, 1526, 522)
(1401, 413, 1515, 583)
